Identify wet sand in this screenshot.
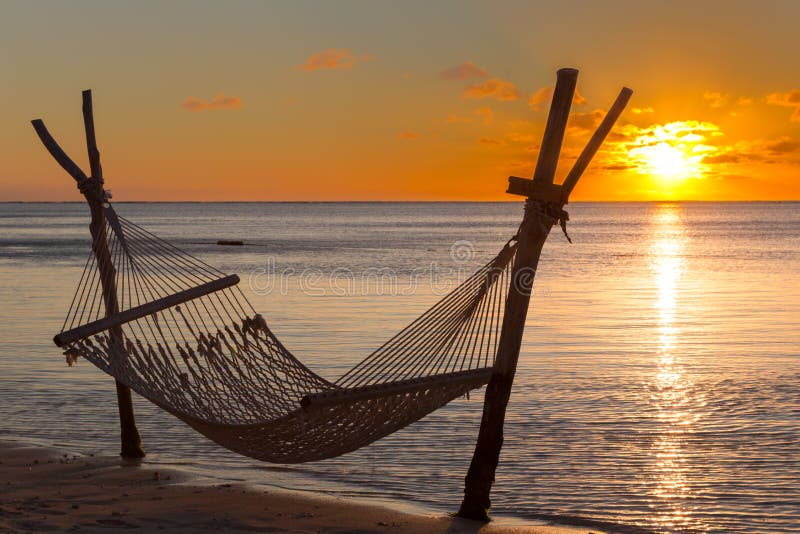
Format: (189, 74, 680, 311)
(0, 439, 601, 533)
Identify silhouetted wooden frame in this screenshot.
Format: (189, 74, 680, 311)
(32, 91, 146, 458)
(458, 69, 632, 520)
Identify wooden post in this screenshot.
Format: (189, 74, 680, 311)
(82, 90, 145, 459)
(458, 69, 632, 521)
(32, 90, 145, 458)
(561, 87, 633, 200)
(457, 68, 578, 521)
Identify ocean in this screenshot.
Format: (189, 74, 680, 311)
(0, 201, 798, 533)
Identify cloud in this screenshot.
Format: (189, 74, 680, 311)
(567, 109, 606, 135)
(181, 93, 242, 112)
(506, 132, 536, 144)
(604, 117, 800, 174)
(600, 163, 637, 171)
(528, 87, 551, 111)
(766, 90, 800, 121)
(502, 118, 536, 145)
(474, 106, 494, 125)
(463, 78, 521, 101)
(703, 91, 729, 108)
(478, 137, 505, 147)
(507, 120, 534, 130)
(613, 120, 724, 145)
(398, 130, 421, 140)
(604, 120, 728, 176)
(632, 106, 655, 114)
(697, 136, 800, 167)
(445, 114, 472, 124)
(504, 159, 536, 174)
(440, 61, 488, 80)
(702, 153, 741, 164)
(765, 137, 800, 154)
(296, 49, 370, 72)
(528, 86, 586, 111)
(766, 90, 800, 106)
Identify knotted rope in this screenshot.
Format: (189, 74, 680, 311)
(519, 198, 572, 243)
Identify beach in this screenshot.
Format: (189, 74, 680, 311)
(0, 439, 597, 533)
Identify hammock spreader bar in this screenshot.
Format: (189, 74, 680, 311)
(301, 368, 493, 409)
(54, 274, 240, 347)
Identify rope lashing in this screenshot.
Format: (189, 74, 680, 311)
(76, 176, 111, 204)
(522, 198, 572, 243)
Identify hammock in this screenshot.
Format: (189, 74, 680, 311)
(38, 77, 630, 475)
(55, 206, 518, 463)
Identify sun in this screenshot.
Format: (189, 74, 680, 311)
(628, 121, 715, 183)
(642, 143, 694, 181)
(631, 141, 703, 183)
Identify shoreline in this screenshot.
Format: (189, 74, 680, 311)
(0, 438, 604, 533)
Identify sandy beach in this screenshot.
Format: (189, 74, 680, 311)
(0, 439, 602, 533)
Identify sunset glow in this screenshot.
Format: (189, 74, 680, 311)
(2, 1, 799, 201)
(636, 142, 698, 181)
(628, 121, 712, 191)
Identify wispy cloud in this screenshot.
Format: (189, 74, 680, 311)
(296, 49, 371, 72)
(766, 89, 800, 121)
(528, 86, 586, 111)
(603, 120, 726, 175)
(445, 114, 472, 124)
(704, 136, 800, 165)
(398, 130, 421, 140)
(506, 131, 536, 144)
(478, 137, 505, 147)
(528, 87, 551, 111)
(631, 106, 655, 114)
(504, 120, 537, 147)
(606, 119, 800, 173)
(440, 61, 489, 80)
(474, 106, 494, 125)
(567, 109, 606, 135)
(764, 136, 800, 154)
(613, 120, 724, 144)
(181, 93, 242, 112)
(703, 91, 729, 108)
(463, 78, 521, 102)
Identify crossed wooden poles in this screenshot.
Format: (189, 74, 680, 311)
(457, 68, 631, 520)
(32, 91, 145, 458)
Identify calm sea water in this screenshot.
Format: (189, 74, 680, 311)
(1, 202, 798, 533)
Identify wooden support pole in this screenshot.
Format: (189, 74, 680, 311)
(31, 91, 145, 458)
(457, 69, 631, 521)
(533, 69, 579, 186)
(457, 68, 578, 521)
(81, 89, 145, 459)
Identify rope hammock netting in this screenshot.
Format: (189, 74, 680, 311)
(55, 208, 518, 462)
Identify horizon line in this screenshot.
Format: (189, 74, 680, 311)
(0, 199, 798, 204)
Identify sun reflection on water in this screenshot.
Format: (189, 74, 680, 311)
(647, 204, 703, 531)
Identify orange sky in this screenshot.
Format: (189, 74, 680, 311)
(1, 1, 799, 201)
